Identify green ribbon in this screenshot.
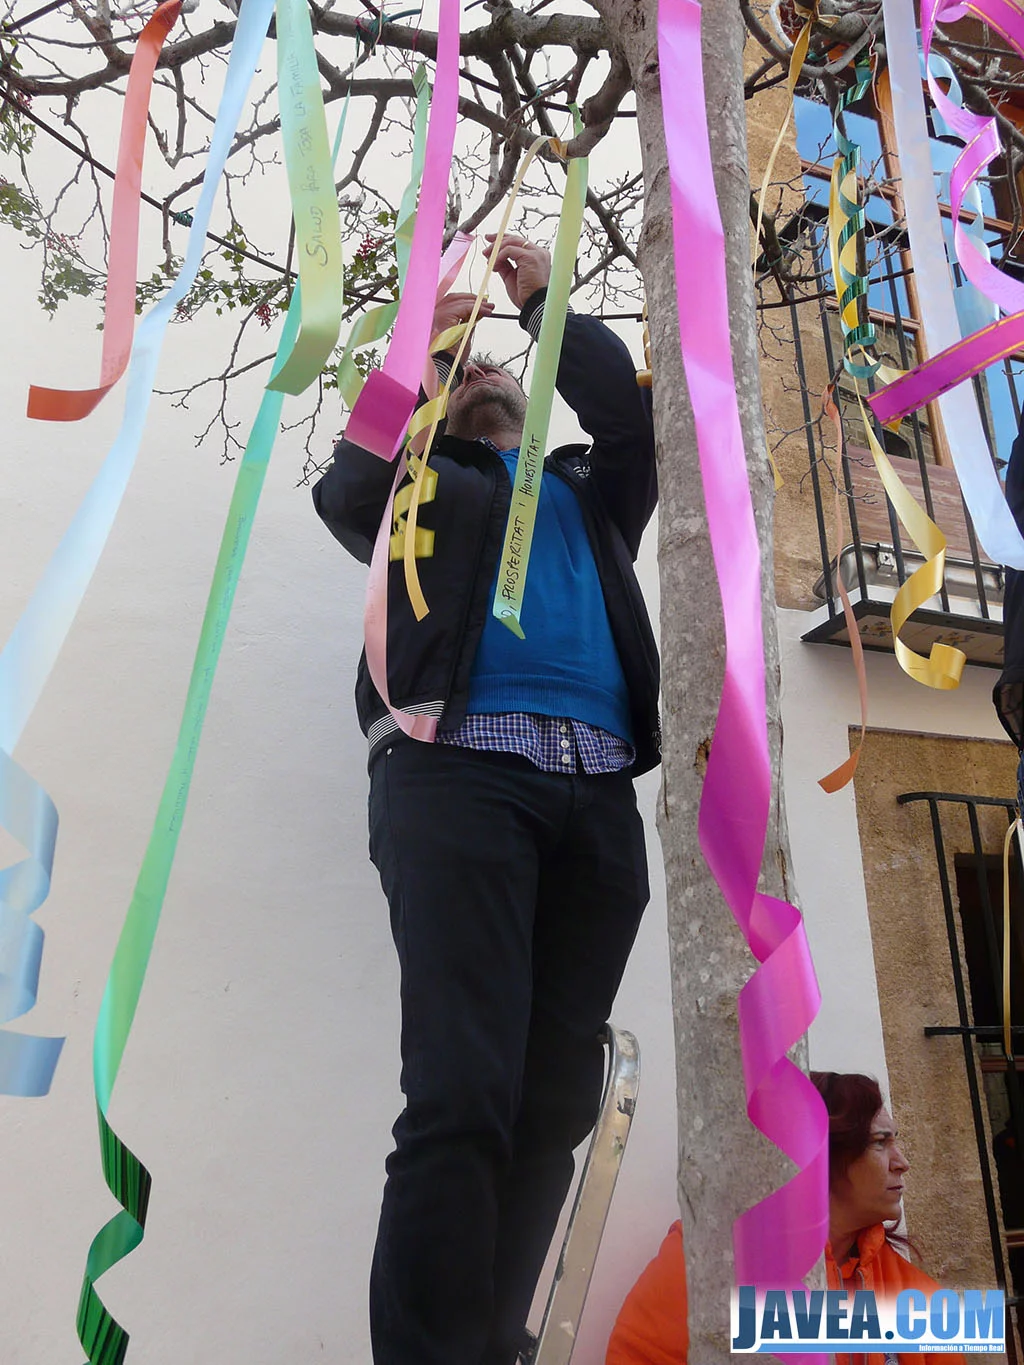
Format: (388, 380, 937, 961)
(492, 117, 587, 638)
(77, 288, 303, 1365)
(832, 62, 882, 380)
(266, 0, 343, 395)
(336, 300, 400, 408)
(335, 64, 429, 408)
(77, 102, 351, 1365)
(396, 63, 429, 284)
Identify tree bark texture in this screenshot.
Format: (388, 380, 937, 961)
(594, 0, 811, 1359)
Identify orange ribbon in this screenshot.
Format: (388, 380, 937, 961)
(27, 0, 181, 422)
(818, 383, 869, 792)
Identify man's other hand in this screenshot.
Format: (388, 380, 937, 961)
(432, 291, 494, 352)
(484, 234, 551, 310)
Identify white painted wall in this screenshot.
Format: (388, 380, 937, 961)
(0, 250, 678, 1364)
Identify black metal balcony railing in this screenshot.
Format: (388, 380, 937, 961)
(900, 790, 1023, 1360)
(788, 221, 1024, 668)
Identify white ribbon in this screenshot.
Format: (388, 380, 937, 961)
(881, 0, 1024, 567)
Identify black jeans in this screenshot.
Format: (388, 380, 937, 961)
(367, 741, 649, 1365)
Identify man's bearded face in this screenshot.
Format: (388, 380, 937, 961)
(444, 358, 527, 439)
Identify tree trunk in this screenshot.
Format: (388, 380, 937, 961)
(595, 0, 809, 1358)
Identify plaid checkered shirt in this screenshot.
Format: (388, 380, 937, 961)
(437, 712, 634, 774)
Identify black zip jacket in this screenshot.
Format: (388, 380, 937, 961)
(312, 288, 662, 775)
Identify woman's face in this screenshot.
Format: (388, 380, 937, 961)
(832, 1106, 910, 1233)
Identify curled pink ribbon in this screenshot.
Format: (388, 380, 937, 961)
(344, 0, 462, 460)
(923, 0, 1024, 316)
(870, 309, 1024, 424)
(658, 0, 829, 1300)
(871, 0, 1024, 426)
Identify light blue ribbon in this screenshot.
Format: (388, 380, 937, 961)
(925, 51, 999, 336)
(0, 751, 59, 1095)
(0, 0, 277, 1099)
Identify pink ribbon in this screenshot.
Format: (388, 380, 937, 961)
(871, 0, 1024, 424)
(362, 234, 474, 742)
(870, 309, 1024, 424)
(27, 0, 181, 421)
(437, 231, 474, 300)
(923, 0, 1024, 315)
(344, 0, 462, 460)
(658, 0, 829, 1299)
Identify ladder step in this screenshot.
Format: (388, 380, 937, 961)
(530, 1024, 641, 1365)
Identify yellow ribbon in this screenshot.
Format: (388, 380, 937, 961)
(388, 321, 477, 562)
(752, 2, 816, 270)
(637, 299, 652, 388)
(826, 145, 965, 690)
(751, 7, 819, 489)
(852, 390, 965, 688)
(401, 133, 553, 621)
(828, 158, 864, 349)
(390, 453, 437, 561)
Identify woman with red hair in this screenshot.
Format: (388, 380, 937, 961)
(603, 1073, 971, 1365)
(812, 1071, 966, 1365)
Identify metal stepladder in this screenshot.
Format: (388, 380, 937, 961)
(521, 1023, 641, 1365)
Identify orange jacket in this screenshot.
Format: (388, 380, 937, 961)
(605, 1220, 688, 1365)
(826, 1224, 966, 1365)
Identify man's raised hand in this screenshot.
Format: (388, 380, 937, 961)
(431, 291, 494, 352)
(483, 234, 552, 310)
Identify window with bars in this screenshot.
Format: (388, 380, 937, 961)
(792, 89, 1024, 471)
(785, 90, 1020, 657)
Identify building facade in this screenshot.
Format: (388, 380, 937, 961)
(749, 32, 1023, 1359)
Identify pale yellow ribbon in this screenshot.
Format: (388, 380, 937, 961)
(401, 132, 554, 620)
(751, 1, 828, 493)
(752, 3, 816, 270)
(826, 148, 965, 691)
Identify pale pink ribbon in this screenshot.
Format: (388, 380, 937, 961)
(363, 233, 473, 742)
(27, 0, 181, 421)
(344, 0, 462, 460)
(658, 0, 829, 1302)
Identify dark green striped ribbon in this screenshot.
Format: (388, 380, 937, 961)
(77, 1112, 152, 1363)
(833, 61, 882, 379)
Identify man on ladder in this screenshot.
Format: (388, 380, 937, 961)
(313, 234, 660, 1365)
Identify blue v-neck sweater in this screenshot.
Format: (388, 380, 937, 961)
(465, 449, 633, 744)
